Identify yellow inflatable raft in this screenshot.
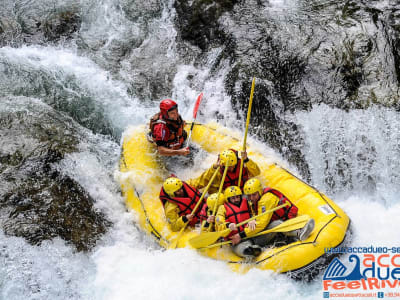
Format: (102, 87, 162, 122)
(118, 122, 351, 280)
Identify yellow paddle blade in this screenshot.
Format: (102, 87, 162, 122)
(191, 203, 292, 249)
(253, 215, 310, 237)
(199, 215, 311, 250)
(191, 216, 309, 249)
(189, 228, 230, 249)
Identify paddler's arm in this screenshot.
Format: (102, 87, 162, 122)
(201, 219, 213, 232)
(243, 194, 279, 237)
(240, 151, 261, 177)
(215, 205, 228, 232)
(157, 145, 190, 156)
(186, 165, 221, 193)
(164, 201, 188, 231)
(245, 159, 261, 177)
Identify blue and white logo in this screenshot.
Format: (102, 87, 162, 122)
(323, 254, 366, 281)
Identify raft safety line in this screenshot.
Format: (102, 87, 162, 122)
(188, 122, 241, 142)
(279, 166, 340, 218)
(120, 149, 128, 170)
(134, 188, 169, 246)
(205, 215, 339, 265)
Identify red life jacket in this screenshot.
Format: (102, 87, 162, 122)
(262, 188, 298, 221)
(224, 198, 251, 237)
(219, 150, 249, 190)
(149, 113, 185, 149)
(159, 182, 203, 226)
(198, 203, 209, 223)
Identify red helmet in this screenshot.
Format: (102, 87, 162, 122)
(160, 99, 178, 117)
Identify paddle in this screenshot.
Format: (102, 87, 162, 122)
(169, 166, 220, 249)
(189, 202, 289, 249)
(238, 77, 255, 188)
(186, 93, 203, 148)
(200, 215, 311, 249)
(212, 161, 229, 215)
(200, 160, 229, 232)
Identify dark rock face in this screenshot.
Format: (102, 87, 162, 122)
(173, 0, 313, 177)
(0, 56, 116, 139)
(173, 0, 400, 183)
(0, 96, 111, 251)
(41, 10, 81, 42)
(121, 0, 162, 22)
(174, 0, 239, 51)
(228, 71, 311, 179)
(0, 2, 81, 47)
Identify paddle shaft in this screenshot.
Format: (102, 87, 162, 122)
(169, 166, 220, 249)
(191, 166, 220, 217)
(212, 161, 229, 215)
(189, 202, 289, 249)
(238, 77, 255, 187)
(201, 216, 309, 249)
(200, 162, 229, 232)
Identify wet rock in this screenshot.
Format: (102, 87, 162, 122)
(228, 74, 312, 179)
(41, 10, 81, 42)
(387, 6, 400, 85)
(217, 8, 312, 177)
(75, 0, 175, 101)
(299, 0, 400, 109)
(0, 60, 115, 138)
(174, 0, 239, 51)
(0, 1, 81, 47)
(0, 96, 111, 251)
(172, 0, 314, 176)
(172, 0, 400, 181)
(76, 0, 158, 74)
(121, 0, 162, 22)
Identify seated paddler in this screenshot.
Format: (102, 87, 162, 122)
(237, 178, 315, 249)
(189, 149, 261, 194)
(159, 177, 204, 231)
(215, 186, 263, 258)
(148, 98, 190, 156)
(199, 192, 226, 232)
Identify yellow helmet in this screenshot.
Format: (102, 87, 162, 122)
(206, 193, 226, 211)
(243, 178, 263, 196)
(219, 149, 237, 167)
(163, 177, 183, 197)
(224, 186, 242, 199)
